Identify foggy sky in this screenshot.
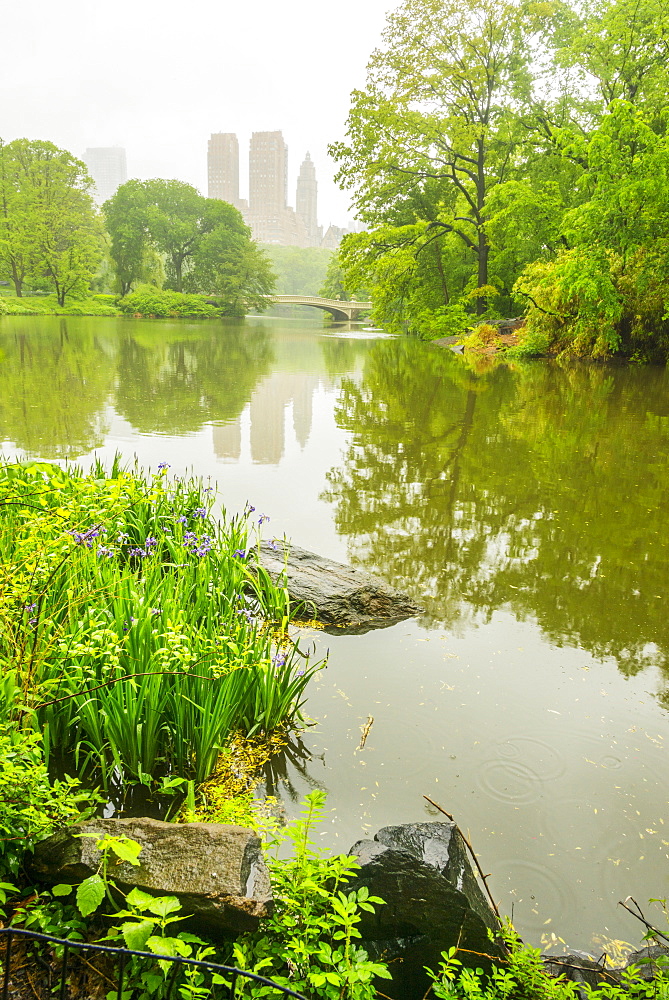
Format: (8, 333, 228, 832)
(1, 0, 395, 228)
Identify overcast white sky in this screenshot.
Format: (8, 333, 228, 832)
(1, 0, 395, 228)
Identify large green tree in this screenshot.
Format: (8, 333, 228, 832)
(332, 0, 539, 319)
(105, 180, 275, 312)
(0, 139, 101, 303)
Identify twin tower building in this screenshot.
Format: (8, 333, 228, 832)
(208, 131, 341, 249)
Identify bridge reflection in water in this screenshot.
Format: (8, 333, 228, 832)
(263, 294, 372, 322)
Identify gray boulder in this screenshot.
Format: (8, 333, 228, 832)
(258, 540, 422, 631)
(31, 817, 272, 934)
(625, 945, 669, 981)
(347, 822, 505, 1000)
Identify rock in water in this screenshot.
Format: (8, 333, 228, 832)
(347, 822, 505, 1000)
(258, 540, 422, 631)
(31, 817, 272, 933)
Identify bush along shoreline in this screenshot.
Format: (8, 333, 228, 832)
(2, 459, 669, 1000)
(0, 287, 262, 319)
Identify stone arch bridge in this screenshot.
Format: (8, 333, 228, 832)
(263, 294, 372, 322)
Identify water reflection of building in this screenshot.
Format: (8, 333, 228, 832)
(211, 420, 241, 461)
(212, 372, 320, 464)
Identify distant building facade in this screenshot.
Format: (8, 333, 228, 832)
(207, 129, 349, 248)
(296, 153, 322, 246)
(83, 147, 127, 204)
(208, 133, 240, 206)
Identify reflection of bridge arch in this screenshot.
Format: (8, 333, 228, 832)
(263, 294, 372, 322)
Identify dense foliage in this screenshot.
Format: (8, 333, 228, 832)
(0, 459, 321, 806)
(104, 179, 276, 311)
(0, 139, 102, 305)
(332, 0, 669, 359)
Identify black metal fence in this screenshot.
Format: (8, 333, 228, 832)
(0, 927, 307, 1000)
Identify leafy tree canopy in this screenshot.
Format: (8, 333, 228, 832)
(332, 0, 669, 357)
(104, 180, 275, 313)
(0, 138, 102, 305)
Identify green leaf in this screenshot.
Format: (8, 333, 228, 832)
(106, 837, 142, 866)
(146, 895, 182, 918)
(121, 919, 155, 951)
(126, 887, 156, 911)
(76, 874, 105, 917)
(146, 935, 190, 958)
(52, 884, 73, 897)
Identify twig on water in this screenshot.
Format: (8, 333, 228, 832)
(358, 715, 374, 750)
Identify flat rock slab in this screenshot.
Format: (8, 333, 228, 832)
(31, 817, 272, 934)
(258, 541, 422, 631)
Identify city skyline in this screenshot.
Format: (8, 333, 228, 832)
(1, 0, 392, 231)
(208, 128, 346, 247)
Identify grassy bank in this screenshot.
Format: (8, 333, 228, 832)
(0, 287, 263, 319)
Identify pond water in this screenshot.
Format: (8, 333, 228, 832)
(2, 312, 669, 954)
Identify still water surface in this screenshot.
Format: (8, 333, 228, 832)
(2, 313, 669, 952)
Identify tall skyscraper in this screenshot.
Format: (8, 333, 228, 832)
(206, 129, 335, 246)
(296, 152, 320, 246)
(83, 147, 127, 204)
(249, 131, 288, 215)
(208, 133, 240, 205)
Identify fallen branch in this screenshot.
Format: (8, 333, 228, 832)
(619, 897, 669, 946)
(423, 794, 505, 931)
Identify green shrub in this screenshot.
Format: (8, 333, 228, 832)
(0, 725, 95, 876)
(117, 285, 220, 318)
(506, 325, 551, 358)
(427, 928, 669, 1000)
(233, 791, 392, 999)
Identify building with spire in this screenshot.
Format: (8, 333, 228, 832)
(206, 130, 348, 247)
(296, 153, 322, 247)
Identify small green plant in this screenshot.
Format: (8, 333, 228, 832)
(232, 790, 392, 999)
(426, 927, 669, 1000)
(51, 833, 143, 917)
(0, 725, 96, 876)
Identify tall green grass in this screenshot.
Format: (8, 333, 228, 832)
(0, 459, 322, 800)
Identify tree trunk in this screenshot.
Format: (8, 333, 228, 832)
(476, 232, 489, 315)
(475, 139, 488, 316)
(11, 264, 23, 297)
(434, 239, 449, 305)
(175, 256, 183, 293)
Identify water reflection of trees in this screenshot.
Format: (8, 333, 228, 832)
(0, 318, 274, 455)
(0, 318, 116, 458)
(324, 341, 669, 676)
(114, 323, 274, 434)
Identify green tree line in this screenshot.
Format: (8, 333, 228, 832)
(0, 139, 275, 313)
(332, 0, 669, 359)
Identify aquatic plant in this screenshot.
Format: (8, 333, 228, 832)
(0, 458, 323, 797)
